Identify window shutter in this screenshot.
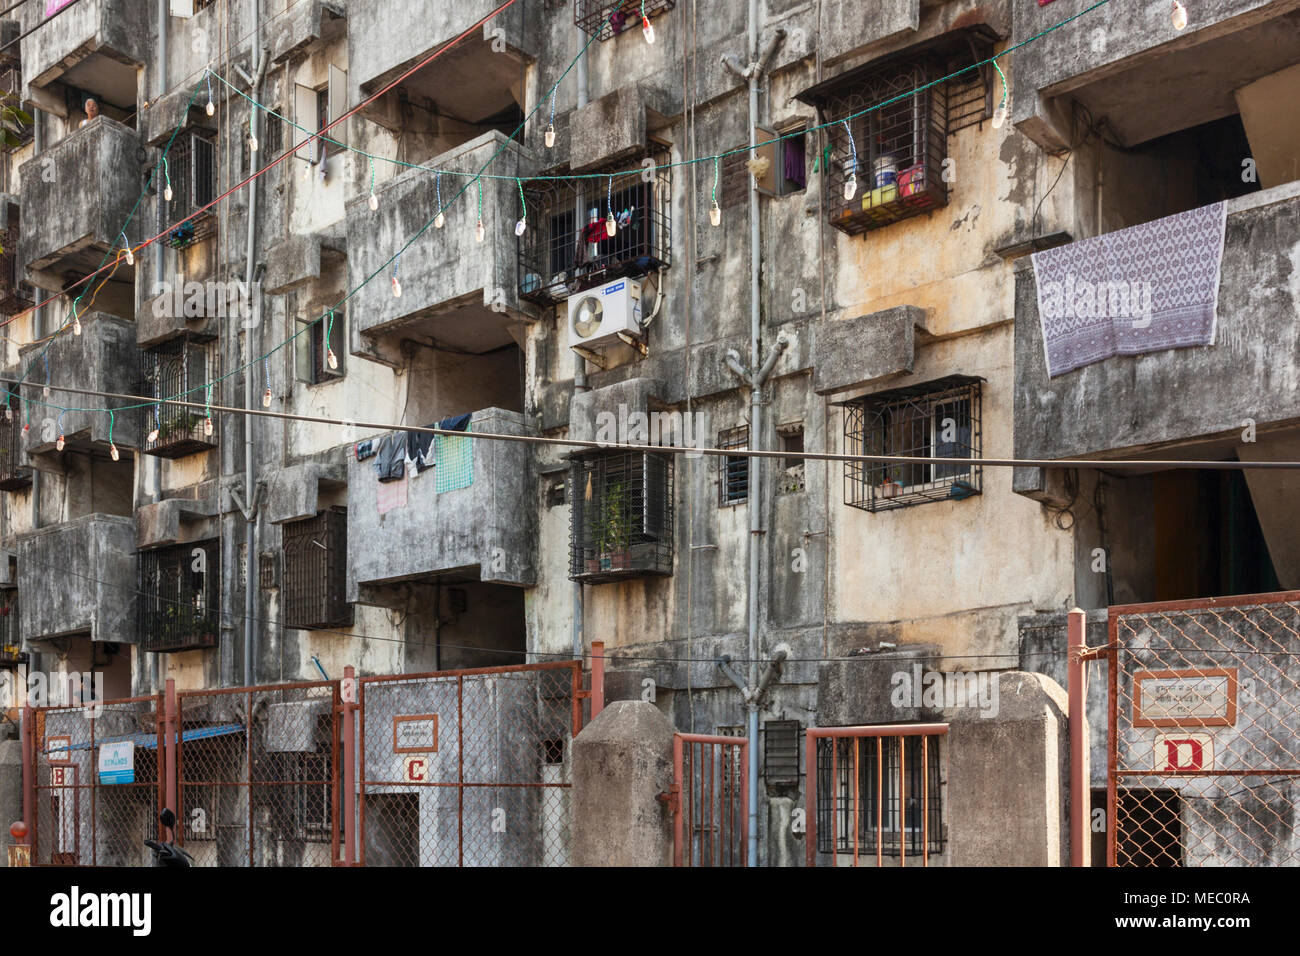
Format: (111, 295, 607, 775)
(327, 64, 348, 147)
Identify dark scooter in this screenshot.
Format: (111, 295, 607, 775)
(144, 808, 194, 867)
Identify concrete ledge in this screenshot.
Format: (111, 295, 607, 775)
(568, 377, 665, 443)
(811, 306, 922, 396)
(569, 84, 677, 172)
(267, 461, 347, 525)
(137, 497, 218, 549)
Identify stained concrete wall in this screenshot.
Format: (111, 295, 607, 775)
(19, 0, 149, 94)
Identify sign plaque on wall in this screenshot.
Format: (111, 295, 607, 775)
(1133, 668, 1237, 728)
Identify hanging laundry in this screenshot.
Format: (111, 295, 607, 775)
(374, 432, 406, 482)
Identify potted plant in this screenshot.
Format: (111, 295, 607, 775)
(599, 479, 632, 571)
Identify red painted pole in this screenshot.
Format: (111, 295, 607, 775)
(1068, 607, 1087, 867)
(804, 729, 816, 868)
(342, 666, 357, 866)
(165, 680, 178, 824)
(21, 704, 33, 838)
(672, 734, 683, 867)
(590, 641, 605, 721)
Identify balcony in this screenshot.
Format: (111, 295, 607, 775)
(138, 335, 219, 459)
(17, 312, 141, 460)
(346, 133, 538, 367)
(18, 117, 140, 293)
(346, 408, 536, 603)
(1011, 0, 1300, 151)
(347, 0, 534, 134)
(19, 0, 148, 112)
(16, 514, 136, 644)
(1013, 184, 1300, 463)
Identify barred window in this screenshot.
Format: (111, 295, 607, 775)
(296, 314, 345, 385)
(162, 130, 217, 249)
(815, 735, 945, 857)
(574, 0, 675, 41)
(0, 386, 30, 491)
(140, 335, 219, 459)
(138, 541, 220, 653)
(569, 451, 674, 582)
(282, 508, 352, 631)
(0, 589, 22, 667)
(843, 376, 982, 513)
(718, 426, 748, 506)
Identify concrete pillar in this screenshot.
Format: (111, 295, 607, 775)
(947, 672, 1072, 866)
(0, 739, 22, 867)
(571, 700, 674, 867)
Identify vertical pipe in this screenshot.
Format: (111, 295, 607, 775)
(672, 734, 683, 867)
(876, 736, 882, 868)
(590, 640, 604, 720)
(1068, 607, 1087, 867)
(570, 22, 590, 664)
(342, 665, 356, 865)
(922, 735, 929, 867)
(21, 704, 33, 839)
(804, 731, 816, 868)
(898, 735, 906, 869)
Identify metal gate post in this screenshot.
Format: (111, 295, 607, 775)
(342, 665, 357, 866)
(804, 729, 816, 868)
(165, 680, 178, 825)
(590, 641, 605, 721)
(21, 704, 33, 838)
(1068, 608, 1086, 867)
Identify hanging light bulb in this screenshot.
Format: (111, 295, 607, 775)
(843, 175, 858, 202)
(515, 217, 527, 237)
(73, 314, 82, 336)
(21, 422, 29, 434)
(391, 274, 402, 298)
(125, 246, 134, 266)
(206, 99, 215, 117)
(3, 405, 10, 422)
(262, 386, 272, 408)
(249, 124, 259, 151)
(544, 123, 556, 149)
(434, 210, 446, 229)
(992, 100, 1009, 130)
(476, 219, 486, 243)
(164, 183, 173, 202)
(110, 443, 120, 461)
(327, 349, 339, 371)
(42, 384, 50, 398)
(642, 15, 655, 44)
(148, 426, 159, 443)
(56, 432, 64, 452)
(1171, 0, 1188, 30)
(709, 200, 721, 227)
(368, 191, 379, 211)
(203, 417, 214, 437)
(605, 213, 617, 237)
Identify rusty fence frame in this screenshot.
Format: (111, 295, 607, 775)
(174, 677, 342, 867)
(669, 732, 748, 867)
(356, 659, 584, 867)
(805, 723, 949, 868)
(1106, 589, 1300, 867)
(27, 693, 165, 866)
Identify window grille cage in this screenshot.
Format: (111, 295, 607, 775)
(0, 590, 23, 668)
(764, 719, 801, 786)
(0, 64, 32, 151)
(519, 146, 671, 305)
(0, 217, 35, 314)
(574, 0, 675, 41)
(816, 735, 946, 856)
(718, 426, 749, 506)
(799, 31, 994, 237)
(139, 335, 219, 459)
(138, 540, 219, 652)
(162, 130, 217, 249)
(0, 387, 30, 491)
(842, 376, 982, 513)
(569, 450, 674, 583)
(282, 507, 352, 630)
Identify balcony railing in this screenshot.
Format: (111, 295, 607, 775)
(0, 389, 30, 490)
(139, 335, 219, 459)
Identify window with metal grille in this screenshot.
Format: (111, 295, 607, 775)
(764, 719, 801, 786)
(842, 375, 982, 513)
(138, 541, 219, 652)
(815, 735, 946, 857)
(519, 145, 671, 305)
(0, 65, 32, 151)
(797, 29, 995, 236)
(295, 314, 345, 385)
(0, 203, 34, 314)
(0, 387, 30, 491)
(718, 426, 748, 506)
(162, 130, 217, 249)
(139, 335, 219, 459)
(574, 0, 675, 40)
(569, 450, 674, 583)
(282, 508, 352, 630)
(778, 422, 805, 495)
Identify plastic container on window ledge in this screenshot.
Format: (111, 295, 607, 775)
(879, 477, 903, 500)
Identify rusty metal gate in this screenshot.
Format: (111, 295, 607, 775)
(30, 695, 164, 866)
(669, 733, 747, 866)
(357, 661, 582, 866)
(175, 680, 341, 866)
(1109, 591, 1300, 866)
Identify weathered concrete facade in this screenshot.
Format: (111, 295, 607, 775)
(0, 0, 1295, 868)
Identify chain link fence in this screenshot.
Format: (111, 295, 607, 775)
(358, 662, 581, 866)
(1110, 593, 1300, 867)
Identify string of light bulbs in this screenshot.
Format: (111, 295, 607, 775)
(4, 0, 1134, 429)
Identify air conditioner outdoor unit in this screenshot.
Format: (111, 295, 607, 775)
(566, 278, 643, 351)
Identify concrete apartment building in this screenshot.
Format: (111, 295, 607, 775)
(0, 0, 1298, 868)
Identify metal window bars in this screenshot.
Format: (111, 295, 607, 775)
(717, 426, 749, 506)
(0, 590, 23, 668)
(163, 130, 217, 249)
(282, 507, 353, 631)
(569, 450, 674, 583)
(138, 540, 220, 652)
(574, 0, 675, 41)
(0, 386, 31, 490)
(806, 724, 948, 867)
(139, 334, 219, 458)
(842, 375, 983, 512)
(519, 146, 672, 305)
